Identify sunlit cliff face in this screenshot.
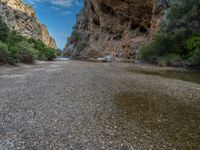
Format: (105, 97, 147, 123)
(65, 0, 163, 59)
(0, 0, 57, 48)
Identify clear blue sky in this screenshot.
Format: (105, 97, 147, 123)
(24, 0, 83, 49)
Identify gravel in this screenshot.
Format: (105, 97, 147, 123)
(0, 61, 200, 149)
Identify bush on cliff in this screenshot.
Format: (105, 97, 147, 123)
(67, 31, 86, 53)
(140, 0, 200, 67)
(0, 19, 56, 64)
(6, 31, 25, 47)
(27, 38, 56, 60)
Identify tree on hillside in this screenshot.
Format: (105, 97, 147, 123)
(165, 0, 200, 33)
(140, 0, 200, 66)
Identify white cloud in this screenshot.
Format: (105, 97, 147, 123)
(25, 0, 36, 5)
(61, 11, 72, 16)
(50, 6, 61, 11)
(27, 0, 80, 8)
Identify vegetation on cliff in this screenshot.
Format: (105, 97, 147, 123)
(64, 29, 86, 57)
(140, 0, 200, 67)
(67, 31, 86, 52)
(0, 19, 56, 64)
(0, 0, 57, 49)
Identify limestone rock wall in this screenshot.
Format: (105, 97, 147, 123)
(0, 0, 57, 49)
(65, 0, 165, 59)
(41, 24, 57, 49)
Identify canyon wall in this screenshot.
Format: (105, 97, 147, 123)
(65, 0, 166, 59)
(0, 0, 57, 49)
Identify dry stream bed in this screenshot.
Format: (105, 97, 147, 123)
(0, 61, 200, 149)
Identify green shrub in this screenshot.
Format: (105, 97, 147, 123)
(158, 58, 168, 67)
(158, 54, 183, 67)
(6, 31, 30, 63)
(140, 33, 180, 63)
(28, 38, 46, 50)
(186, 36, 200, 65)
(42, 47, 56, 61)
(0, 19, 9, 42)
(139, 0, 200, 67)
(27, 38, 56, 60)
(165, 0, 200, 33)
(10, 41, 38, 63)
(6, 31, 26, 47)
(76, 42, 86, 52)
(37, 52, 46, 60)
(0, 19, 56, 64)
(189, 49, 200, 66)
(140, 42, 158, 63)
(27, 38, 47, 60)
(68, 31, 81, 45)
(186, 36, 200, 51)
(0, 41, 9, 63)
(8, 47, 19, 64)
(56, 49, 63, 57)
(67, 31, 86, 55)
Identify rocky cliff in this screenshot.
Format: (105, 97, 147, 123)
(0, 0, 57, 49)
(41, 24, 57, 49)
(65, 0, 167, 59)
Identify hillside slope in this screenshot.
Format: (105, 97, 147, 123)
(0, 0, 57, 49)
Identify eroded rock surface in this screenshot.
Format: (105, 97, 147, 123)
(0, 0, 57, 48)
(64, 0, 165, 59)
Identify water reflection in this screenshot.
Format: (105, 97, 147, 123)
(115, 92, 200, 149)
(55, 57, 71, 61)
(128, 68, 200, 84)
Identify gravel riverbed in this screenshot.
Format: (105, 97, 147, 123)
(0, 61, 200, 149)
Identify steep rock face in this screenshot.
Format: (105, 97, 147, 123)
(65, 0, 165, 59)
(0, 0, 57, 49)
(41, 24, 57, 49)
